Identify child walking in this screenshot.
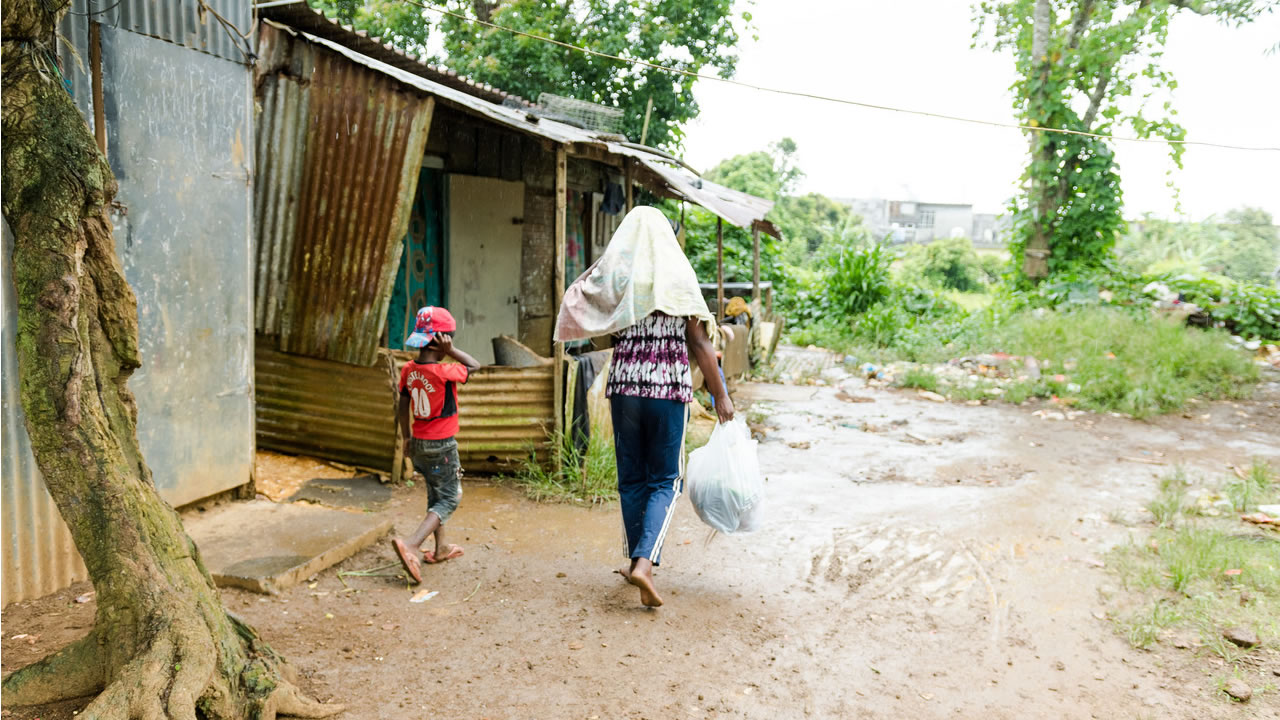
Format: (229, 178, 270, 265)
(391, 306, 481, 584)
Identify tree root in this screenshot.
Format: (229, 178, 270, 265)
(1, 632, 104, 706)
(3, 616, 343, 720)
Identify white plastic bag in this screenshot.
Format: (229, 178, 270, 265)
(686, 418, 765, 534)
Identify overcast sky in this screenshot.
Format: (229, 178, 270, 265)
(680, 1, 1280, 220)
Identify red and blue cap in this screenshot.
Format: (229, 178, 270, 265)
(405, 306, 457, 348)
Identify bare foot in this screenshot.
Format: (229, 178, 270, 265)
(627, 566, 663, 607)
(615, 566, 632, 581)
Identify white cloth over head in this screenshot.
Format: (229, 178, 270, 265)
(554, 205, 714, 342)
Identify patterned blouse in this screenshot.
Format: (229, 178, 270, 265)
(606, 312, 693, 402)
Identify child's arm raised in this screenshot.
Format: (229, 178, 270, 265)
(434, 334, 482, 372)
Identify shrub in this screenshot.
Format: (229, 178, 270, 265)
(827, 242, 892, 315)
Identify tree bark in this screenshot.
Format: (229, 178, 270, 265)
(1023, 0, 1054, 280)
(0, 1, 341, 718)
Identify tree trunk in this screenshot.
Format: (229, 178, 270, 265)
(0, 2, 341, 718)
(1023, 0, 1053, 280)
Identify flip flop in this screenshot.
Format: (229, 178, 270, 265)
(391, 538, 422, 584)
(423, 544, 464, 564)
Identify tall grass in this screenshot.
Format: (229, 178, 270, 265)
(501, 431, 617, 504)
(987, 309, 1258, 418)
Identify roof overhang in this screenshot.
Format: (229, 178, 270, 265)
(263, 20, 780, 236)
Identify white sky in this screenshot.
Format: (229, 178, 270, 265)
(681, 0, 1280, 220)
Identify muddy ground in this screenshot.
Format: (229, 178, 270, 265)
(4, 361, 1280, 719)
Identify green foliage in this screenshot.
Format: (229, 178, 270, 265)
(974, 0, 1274, 281)
(986, 309, 1258, 417)
(436, 0, 742, 150)
(1118, 208, 1280, 286)
(1107, 462, 1280, 663)
(827, 243, 893, 315)
(898, 237, 988, 292)
(309, 0, 433, 51)
(307, 0, 745, 150)
(704, 137, 801, 200)
(501, 430, 617, 503)
(1165, 274, 1280, 341)
(675, 203, 782, 285)
(899, 368, 940, 393)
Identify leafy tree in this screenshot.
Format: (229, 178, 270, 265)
(309, 0, 433, 51)
(1220, 207, 1280, 285)
(1117, 207, 1279, 285)
(704, 136, 802, 200)
(975, 0, 1276, 282)
(898, 237, 987, 292)
(310, 0, 747, 150)
(2, 1, 339, 716)
(774, 193, 864, 267)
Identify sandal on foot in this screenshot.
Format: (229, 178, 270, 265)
(391, 538, 422, 584)
(424, 544, 464, 564)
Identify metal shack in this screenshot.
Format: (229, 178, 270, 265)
(3, 0, 255, 603)
(251, 3, 779, 478)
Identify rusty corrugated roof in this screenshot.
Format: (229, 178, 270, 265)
(255, 22, 433, 366)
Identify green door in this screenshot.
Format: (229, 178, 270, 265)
(387, 167, 445, 347)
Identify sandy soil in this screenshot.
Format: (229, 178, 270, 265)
(4, 366, 1280, 719)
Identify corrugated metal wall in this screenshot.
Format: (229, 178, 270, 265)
(388, 352, 555, 473)
(254, 22, 433, 367)
(255, 342, 398, 470)
(2, 222, 89, 603)
(256, 341, 554, 475)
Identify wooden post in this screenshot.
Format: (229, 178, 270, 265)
(624, 159, 634, 212)
(553, 146, 568, 444)
(639, 96, 654, 146)
(751, 226, 761, 303)
(716, 217, 725, 322)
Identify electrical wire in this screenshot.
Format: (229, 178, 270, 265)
(403, 0, 1280, 153)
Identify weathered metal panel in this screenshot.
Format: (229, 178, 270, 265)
(56, 0, 95, 122)
(2, 221, 89, 606)
(254, 22, 433, 366)
(102, 25, 254, 507)
(388, 352, 555, 473)
(255, 342, 399, 471)
(256, 342, 554, 474)
(115, 0, 252, 63)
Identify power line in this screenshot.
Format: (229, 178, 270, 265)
(404, 0, 1279, 154)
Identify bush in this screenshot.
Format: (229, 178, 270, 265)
(897, 237, 987, 292)
(827, 242, 892, 315)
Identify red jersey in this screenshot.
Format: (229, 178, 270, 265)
(398, 361, 470, 440)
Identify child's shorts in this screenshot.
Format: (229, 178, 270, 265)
(410, 438, 462, 524)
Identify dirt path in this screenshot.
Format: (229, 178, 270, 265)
(4, 371, 1278, 718)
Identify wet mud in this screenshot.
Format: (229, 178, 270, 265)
(4, 378, 1279, 718)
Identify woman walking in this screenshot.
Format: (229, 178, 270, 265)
(556, 206, 734, 607)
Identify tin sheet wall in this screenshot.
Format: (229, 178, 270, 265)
(3, 222, 89, 604)
(256, 343, 554, 474)
(254, 23, 433, 367)
(102, 25, 255, 507)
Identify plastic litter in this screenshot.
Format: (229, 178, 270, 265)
(686, 418, 765, 534)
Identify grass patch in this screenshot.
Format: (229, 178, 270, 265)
(500, 431, 617, 504)
(899, 367, 940, 393)
(985, 309, 1258, 418)
(1106, 463, 1280, 668)
(792, 306, 1259, 417)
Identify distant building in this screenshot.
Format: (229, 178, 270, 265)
(843, 198, 1008, 247)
